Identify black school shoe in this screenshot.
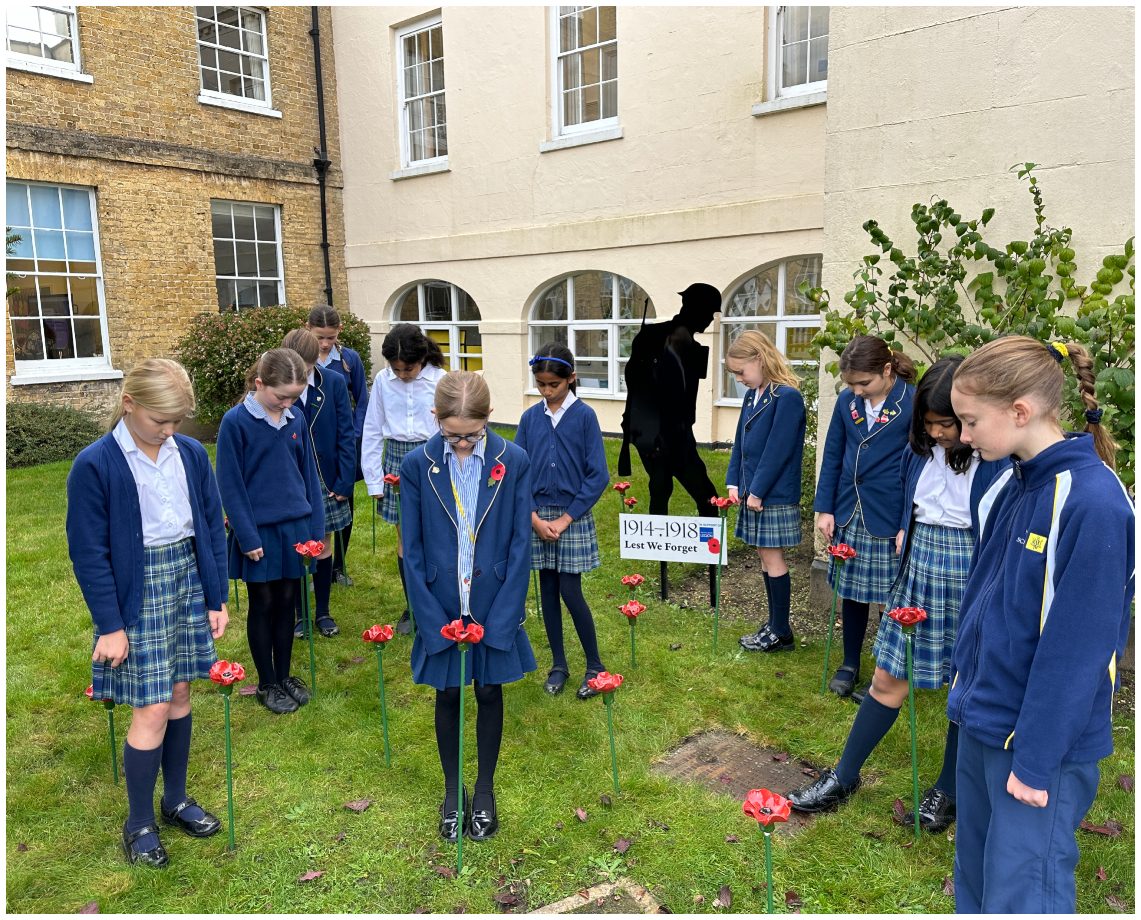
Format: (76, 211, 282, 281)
(122, 823, 168, 868)
(257, 683, 299, 714)
(440, 787, 470, 842)
(294, 617, 310, 640)
(739, 626, 795, 653)
(468, 791, 498, 841)
(395, 610, 413, 636)
(281, 676, 311, 707)
(161, 798, 221, 838)
(316, 615, 340, 637)
(544, 667, 570, 695)
(828, 665, 860, 697)
(787, 767, 861, 813)
(904, 786, 956, 832)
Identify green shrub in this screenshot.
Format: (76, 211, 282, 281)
(175, 306, 374, 424)
(6, 401, 103, 468)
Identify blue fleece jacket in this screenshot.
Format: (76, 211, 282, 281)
(66, 433, 229, 636)
(514, 398, 609, 521)
(947, 434, 1134, 790)
(725, 382, 806, 506)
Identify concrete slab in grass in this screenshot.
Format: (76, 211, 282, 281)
(531, 879, 661, 914)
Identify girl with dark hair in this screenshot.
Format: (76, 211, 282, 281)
(788, 355, 1009, 825)
(813, 335, 916, 698)
(305, 304, 369, 585)
(361, 322, 447, 633)
(515, 342, 610, 698)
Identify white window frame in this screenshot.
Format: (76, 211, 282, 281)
(211, 199, 285, 312)
(550, 5, 618, 140)
(529, 271, 655, 399)
(395, 15, 447, 171)
(767, 6, 828, 100)
(393, 281, 482, 371)
(6, 180, 117, 384)
(195, 5, 280, 117)
(5, 4, 91, 83)
(718, 256, 823, 405)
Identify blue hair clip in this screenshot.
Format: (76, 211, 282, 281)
(1085, 408, 1104, 425)
(529, 354, 574, 369)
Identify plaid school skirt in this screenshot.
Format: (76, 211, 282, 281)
(828, 505, 900, 605)
(322, 490, 352, 533)
(379, 438, 425, 524)
(91, 537, 217, 708)
(735, 503, 802, 548)
(531, 505, 601, 573)
(874, 522, 973, 688)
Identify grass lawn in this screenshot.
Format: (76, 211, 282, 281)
(6, 433, 1135, 913)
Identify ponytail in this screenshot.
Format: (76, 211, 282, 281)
(839, 335, 916, 383)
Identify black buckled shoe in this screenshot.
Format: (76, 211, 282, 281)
(440, 787, 470, 843)
(161, 798, 221, 838)
(395, 610, 413, 636)
(828, 665, 860, 697)
(256, 683, 299, 714)
(904, 786, 956, 832)
(316, 615, 340, 637)
(576, 672, 601, 700)
(122, 823, 169, 868)
(294, 617, 310, 640)
(787, 768, 861, 813)
(281, 676, 311, 707)
(544, 667, 570, 695)
(740, 627, 795, 653)
(468, 792, 498, 841)
(334, 571, 354, 587)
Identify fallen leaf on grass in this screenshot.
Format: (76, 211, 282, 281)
(1096, 866, 1108, 881)
(413, 908, 429, 914)
(718, 774, 733, 785)
(724, 834, 739, 844)
(432, 865, 457, 878)
(600, 794, 612, 807)
(891, 798, 907, 825)
(862, 830, 885, 841)
(493, 891, 519, 907)
(344, 799, 372, 813)
(1079, 819, 1124, 837)
(657, 905, 672, 914)
(333, 831, 347, 843)
(800, 767, 817, 777)
(692, 894, 705, 905)
(614, 837, 632, 854)
(669, 643, 682, 651)
(595, 898, 605, 907)
(575, 807, 588, 822)
(350, 655, 366, 664)
(297, 870, 324, 883)
(714, 885, 732, 909)
(901, 840, 914, 849)
(578, 889, 590, 900)
(1117, 774, 1133, 793)
(555, 821, 565, 830)
(78, 903, 99, 914)
(771, 752, 790, 763)
(1105, 894, 1130, 912)
(17, 843, 27, 852)
(775, 671, 785, 679)
(785, 890, 803, 911)
(649, 819, 670, 831)
(942, 876, 954, 898)
(238, 685, 257, 696)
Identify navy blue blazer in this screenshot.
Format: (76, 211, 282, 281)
(320, 346, 369, 440)
(66, 433, 229, 636)
(400, 431, 533, 686)
(725, 383, 806, 507)
(897, 447, 1012, 545)
(295, 367, 356, 499)
(814, 376, 915, 538)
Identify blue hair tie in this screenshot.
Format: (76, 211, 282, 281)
(1085, 408, 1104, 425)
(529, 354, 574, 370)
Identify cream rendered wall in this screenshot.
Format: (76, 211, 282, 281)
(332, 5, 826, 439)
(818, 5, 1134, 429)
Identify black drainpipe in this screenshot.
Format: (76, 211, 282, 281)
(309, 6, 334, 307)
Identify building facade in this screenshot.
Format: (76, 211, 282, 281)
(332, 5, 830, 438)
(6, 5, 348, 416)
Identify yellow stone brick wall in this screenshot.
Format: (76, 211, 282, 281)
(6, 5, 348, 413)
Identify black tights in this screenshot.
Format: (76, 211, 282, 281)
(841, 597, 870, 671)
(246, 579, 298, 688)
(435, 683, 503, 811)
(539, 569, 605, 676)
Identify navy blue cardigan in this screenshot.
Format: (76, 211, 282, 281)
(215, 403, 325, 553)
(66, 433, 229, 636)
(897, 447, 1011, 544)
(813, 376, 915, 538)
(400, 432, 533, 681)
(725, 383, 806, 507)
(514, 398, 609, 521)
(295, 367, 356, 499)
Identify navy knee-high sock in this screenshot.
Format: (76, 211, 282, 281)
(933, 721, 958, 798)
(841, 598, 870, 671)
(160, 714, 206, 821)
(760, 571, 772, 630)
(313, 556, 334, 618)
(124, 741, 163, 849)
(768, 573, 792, 637)
(834, 693, 900, 786)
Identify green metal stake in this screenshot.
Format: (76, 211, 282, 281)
(712, 515, 726, 654)
(375, 646, 392, 767)
(222, 686, 236, 851)
(629, 621, 637, 669)
(232, 578, 240, 614)
(299, 566, 317, 699)
(335, 527, 348, 579)
(762, 828, 774, 913)
(604, 693, 621, 796)
(906, 632, 921, 840)
(531, 568, 541, 622)
(819, 559, 840, 694)
(104, 701, 119, 784)
(456, 644, 468, 874)
(371, 497, 377, 554)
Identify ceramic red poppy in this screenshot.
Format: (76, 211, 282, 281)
(362, 624, 395, 644)
(742, 788, 792, 826)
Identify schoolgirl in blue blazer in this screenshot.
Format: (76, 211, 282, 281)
(306, 304, 369, 584)
(724, 331, 806, 652)
(67, 358, 228, 867)
(813, 335, 916, 697)
(400, 371, 536, 843)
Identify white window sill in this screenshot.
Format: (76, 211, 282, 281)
(198, 93, 282, 119)
(10, 367, 123, 386)
(539, 125, 623, 153)
(391, 160, 450, 181)
(752, 90, 827, 117)
(715, 398, 747, 409)
(6, 57, 93, 83)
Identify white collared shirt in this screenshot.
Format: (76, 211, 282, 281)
(543, 389, 578, 429)
(317, 344, 341, 368)
(112, 419, 195, 546)
(299, 369, 316, 406)
(863, 397, 886, 432)
(914, 445, 978, 528)
(362, 363, 448, 493)
(243, 391, 294, 430)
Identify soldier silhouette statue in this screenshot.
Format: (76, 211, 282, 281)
(619, 282, 722, 602)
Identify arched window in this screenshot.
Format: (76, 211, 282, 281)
(721, 255, 822, 400)
(530, 271, 655, 395)
(394, 280, 482, 371)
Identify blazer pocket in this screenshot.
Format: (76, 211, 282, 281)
(426, 564, 438, 584)
(493, 560, 507, 581)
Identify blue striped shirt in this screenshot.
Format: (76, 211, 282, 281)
(243, 391, 295, 430)
(444, 437, 487, 618)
